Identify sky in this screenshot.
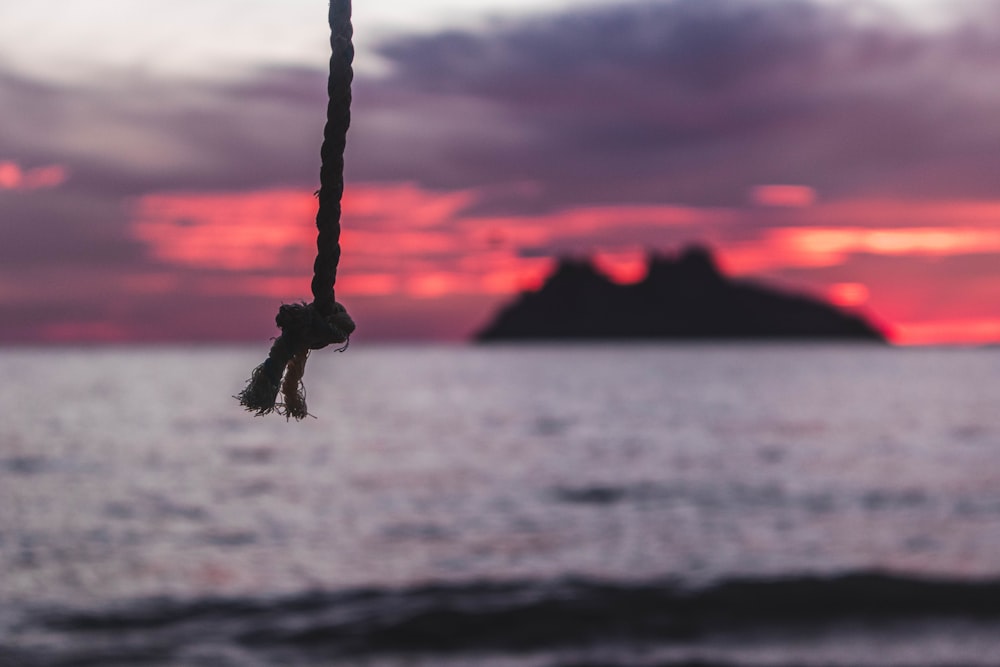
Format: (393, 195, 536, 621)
(2, 0, 1000, 345)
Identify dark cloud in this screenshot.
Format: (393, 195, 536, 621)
(0, 191, 142, 268)
(8, 0, 999, 219)
(0, 65, 328, 196)
(0, 64, 330, 274)
(353, 0, 1000, 206)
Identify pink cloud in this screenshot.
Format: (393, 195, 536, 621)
(464, 204, 733, 238)
(774, 199, 1000, 229)
(129, 185, 724, 304)
(121, 184, 1000, 345)
(478, 260, 553, 294)
(205, 273, 401, 298)
(750, 184, 816, 208)
(345, 182, 477, 228)
(592, 248, 649, 284)
(772, 226, 1000, 266)
(826, 282, 870, 308)
(131, 189, 317, 270)
(0, 161, 68, 190)
(891, 319, 1000, 346)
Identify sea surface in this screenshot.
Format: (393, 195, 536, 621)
(2, 344, 1000, 667)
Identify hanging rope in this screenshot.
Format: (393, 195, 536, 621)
(237, 0, 356, 420)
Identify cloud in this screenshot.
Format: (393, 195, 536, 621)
(754, 248, 1000, 344)
(360, 0, 1000, 205)
(771, 226, 1000, 264)
(5, 1, 1000, 343)
(6, 0, 1000, 209)
(0, 160, 68, 190)
(131, 189, 317, 270)
(0, 62, 336, 340)
(751, 185, 816, 208)
(0, 65, 328, 196)
(126, 180, 1000, 301)
(892, 318, 1000, 346)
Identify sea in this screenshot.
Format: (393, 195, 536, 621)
(2, 343, 1000, 667)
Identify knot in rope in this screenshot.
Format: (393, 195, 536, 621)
(276, 301, 355, 352)
(237, 302, 354, 420)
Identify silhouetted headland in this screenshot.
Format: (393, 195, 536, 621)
(476, 246, 886, 342)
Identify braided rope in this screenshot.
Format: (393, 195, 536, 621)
(313, 0, 353, 316)
(237, 0, 355, 420)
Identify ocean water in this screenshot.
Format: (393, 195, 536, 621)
(2, 343, 1000, 667)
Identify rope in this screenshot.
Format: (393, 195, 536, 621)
(237, 0, 356, 420)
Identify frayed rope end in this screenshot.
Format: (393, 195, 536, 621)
(237, 301, 354, 421)
(279, 348, 311, 420)
(236, 358, 283, 416)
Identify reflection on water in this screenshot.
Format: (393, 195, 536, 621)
(1, 344, 999, 665)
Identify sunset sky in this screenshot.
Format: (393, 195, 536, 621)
(2, 0, 1000, 344)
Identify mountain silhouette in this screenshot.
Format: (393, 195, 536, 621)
(475, 246, 885, 342)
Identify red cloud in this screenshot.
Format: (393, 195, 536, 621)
(0, 161, 68, 190)
(123, 184, 1000, 345)
(892, 319, 1000, 346)
(772, 227, 1000, 266)
(131, 189, 317, 270)
(826, 282, 870, 308)
(751, 185, 816, 208)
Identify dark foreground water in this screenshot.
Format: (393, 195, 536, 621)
(2, 344, 999, 666)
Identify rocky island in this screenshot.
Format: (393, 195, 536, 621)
(476, 247, 885, 342)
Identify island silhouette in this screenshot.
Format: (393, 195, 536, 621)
(476, 246, 886, 342)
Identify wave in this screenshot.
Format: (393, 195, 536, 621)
(12, 572, 1000, 666)
(549, 482, 935, 513)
